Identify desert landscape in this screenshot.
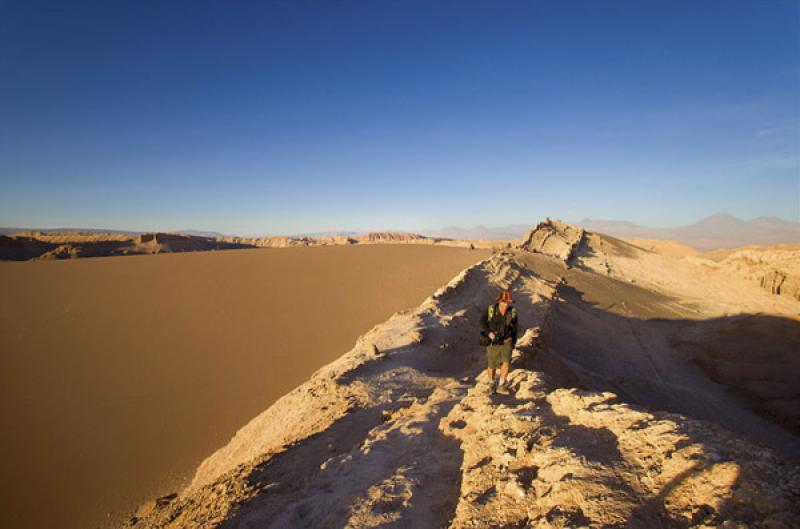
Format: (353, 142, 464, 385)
(0, 243, 491, 529)
(1, 221, 798, 529)
(0, 230, 505, 262)
(3, 3, 798, 528)
(68, 219, 795, 529)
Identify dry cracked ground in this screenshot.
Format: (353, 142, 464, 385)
(125, 220, 800, 529)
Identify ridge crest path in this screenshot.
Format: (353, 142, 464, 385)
(125, 225, 800, 529)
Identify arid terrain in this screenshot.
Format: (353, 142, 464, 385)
(0, 230, 505, 261)
(2, 220, 799, 529)
(0, 244, 491, 529)
(120, 220, 799, 529)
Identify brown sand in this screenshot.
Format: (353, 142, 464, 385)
(0, 244, 490, 529)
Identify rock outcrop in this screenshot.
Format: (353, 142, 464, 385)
(215, 235, 324, 248)
(0, 234, 57, 261)
(518, 219, 585, 264)
(759, 269, 800, 300)
(717, 246, 800, 302)
(0, 230, 507, 261)
(353, 232, 433, 244)
(443, 370, 800, 529)
(12, 231, 133, 243)
(0, 231, 253, 260)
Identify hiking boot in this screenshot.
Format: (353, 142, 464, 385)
(496, 381, 510, 395)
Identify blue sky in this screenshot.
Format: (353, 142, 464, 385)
(1, 1, 798, 236)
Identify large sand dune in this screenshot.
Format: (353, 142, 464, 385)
(4, 220, 799, 529)
(123, 220, 800, 529)
(0, 244, 490, 529)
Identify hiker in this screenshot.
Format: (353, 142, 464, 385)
(480, 289, 518, 395)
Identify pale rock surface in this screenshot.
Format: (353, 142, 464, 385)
(518, 219, 585, 263)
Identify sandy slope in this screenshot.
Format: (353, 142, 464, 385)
(0, 244, 490, 529)
(622, 238, 800, 303)
(534, 233, 800, 453)
(124, 221, 800, 529)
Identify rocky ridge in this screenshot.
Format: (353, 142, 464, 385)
(0, 232, 253, 260)
(0, 231, 504, 261)
(518, 219, 585, 264)
(714, 246, 800, 302)
(443, 371, 799, 529)
(122, 221, 800, 529)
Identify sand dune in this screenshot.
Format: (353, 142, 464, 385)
(5, 220, 799, 529)
(0, 244, 490, 529)
(125, 221, 799, 529)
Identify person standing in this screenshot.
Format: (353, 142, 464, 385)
(480, 289, 518, 395)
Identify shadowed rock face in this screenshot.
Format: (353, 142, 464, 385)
(122, 222, 800, 529)
(0, 231, 254, 260)
(0, 234, 56, 260)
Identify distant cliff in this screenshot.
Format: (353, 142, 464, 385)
(0, 231, 253, 261)
(0, 230, 506, 261)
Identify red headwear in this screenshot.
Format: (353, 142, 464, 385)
(496, 289, 512, 303)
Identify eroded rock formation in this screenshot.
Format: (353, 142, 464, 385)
(518, 219, 585, 264)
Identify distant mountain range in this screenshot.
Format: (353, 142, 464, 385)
(3, 213, 798, 250)
(291, 230, 360, 238)
(0, 227, 142, 236)
(576, 213, 800, 250)
(420, 224, 533, 241)
(422, 213, 799, 250)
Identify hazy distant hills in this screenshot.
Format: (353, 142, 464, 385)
(420, 224, 532, 241)
(176, 229, 227, 238)
(4, 213, 798, 251)
(0, 227, 226, 237)
(423, 213, 800, 250)
(577, 213, 800, 250)
(0, 227, 142, 236)
(292, 230, 360, 238)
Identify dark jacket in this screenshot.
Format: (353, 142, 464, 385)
(480, 303, 518, 346)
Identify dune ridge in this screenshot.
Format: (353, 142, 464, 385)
(123, 221, 800, 529)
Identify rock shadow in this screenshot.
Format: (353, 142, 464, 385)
(534, 280, 800, 460)
(217, 394, 465, 529)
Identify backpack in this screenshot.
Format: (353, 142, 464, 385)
(479, 304, 516, 346)
(487, 304, 516, 322)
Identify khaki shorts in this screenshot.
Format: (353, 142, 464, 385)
(486, 342, 512, 369)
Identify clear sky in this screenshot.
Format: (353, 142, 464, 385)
(1, 1, 798, 236)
